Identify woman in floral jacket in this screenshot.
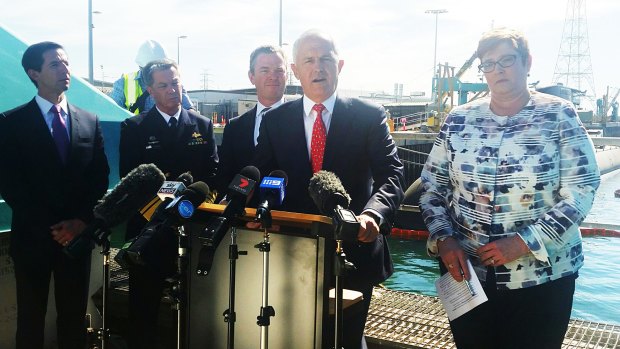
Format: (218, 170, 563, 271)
(419, 28, 600, 349)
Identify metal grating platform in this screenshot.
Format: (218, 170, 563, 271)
(366, 288, 454, 349)
(107, 249, 619, 349)
(365, 288, 620, 349)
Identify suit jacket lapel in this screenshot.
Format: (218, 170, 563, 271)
(26, 99, 65, 168)
(247, 106, 258, 151)
(323, 97, 352, 170)
(177, 108, 196, 142)
(291, 99, 312, 170)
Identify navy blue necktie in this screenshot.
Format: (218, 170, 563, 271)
(50, 105, 70, 164)
(168, 117, 177, 129)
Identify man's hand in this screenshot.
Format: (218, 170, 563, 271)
(51, 219, 86, 246)
(357, 213, 380, 242)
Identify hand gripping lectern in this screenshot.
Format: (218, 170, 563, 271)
(186, 203, 347, 349)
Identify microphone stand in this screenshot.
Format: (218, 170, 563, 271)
(333, 239, 348, 349)
(329, 207, 357, 349)
(171, 225, 189, 349)
(87, 230, 112, 349)
(255, 226, 275, 349)
(224, 226, 247, 349)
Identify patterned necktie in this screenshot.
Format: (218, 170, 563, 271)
(254, 107, 271, 146)
(50, 105, 70, 164)
(310, 104, 327, 173)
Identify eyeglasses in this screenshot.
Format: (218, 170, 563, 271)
(478, 55, 517, 73)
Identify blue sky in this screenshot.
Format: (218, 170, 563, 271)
(2, 0, 619, 102)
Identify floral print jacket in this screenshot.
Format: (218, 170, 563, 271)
(420, 92, 600, 290)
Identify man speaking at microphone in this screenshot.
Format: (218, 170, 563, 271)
(118, 58, 218, 349)
(0, 42, 110, 349)
(253, 30, 404, 349)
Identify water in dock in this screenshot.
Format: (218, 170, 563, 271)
(383, 169, 620, 327)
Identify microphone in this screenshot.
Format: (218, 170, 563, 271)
(195, 166, 260, 276)
(255, 170, 288, 228)
(222, 165, 260, 219)
(64, 163, 166, 258)
(308, 170, 359, 241)
(115, 181, 210, 269)
(140, 172, 193, 221)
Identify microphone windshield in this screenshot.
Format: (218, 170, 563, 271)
(94, 163, 166, 227)
(268, 170, 288, 186)
(176, 172, 194, 187)
(184, 181, 210, 206)
(240, 165, 261, 182)
(308, 170, 351, 214)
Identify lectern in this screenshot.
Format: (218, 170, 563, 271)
(186, 204, 335, 349)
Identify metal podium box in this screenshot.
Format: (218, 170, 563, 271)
(186, 205, 333, 349)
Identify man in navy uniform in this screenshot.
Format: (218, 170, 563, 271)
(0, 41, 110, 349)
(118, 58, 218, 349)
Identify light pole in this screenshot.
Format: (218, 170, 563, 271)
(177, 35, 187, 65)
(425, 9, 447, 79)
(282, 43, 294, 86)
(88, 0, 102, 84)
(278, 0, 283, 47)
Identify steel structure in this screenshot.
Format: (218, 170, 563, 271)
(552, 0, 596, 101)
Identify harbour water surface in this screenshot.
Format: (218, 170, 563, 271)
(384, 169, 620, 326)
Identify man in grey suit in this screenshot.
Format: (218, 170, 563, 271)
(216, 45, 287, 196)
(253, 30, 404, 349)
(0, 41, 110, 349)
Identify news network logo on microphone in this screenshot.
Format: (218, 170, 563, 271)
(157, 181, 187, 200)
(260, 176, 285, 203)
(177, 200, 195, 219)
(228, 174, 256, 196)
(165, 197, 196, 219)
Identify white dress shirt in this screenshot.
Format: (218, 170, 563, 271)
(254, 99, 284, 146)
(302, 92, 337, 157)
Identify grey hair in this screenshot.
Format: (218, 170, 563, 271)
(292, 29, 339, 62)
(141, 58, 180, 87)
(477, 27, 530, 65)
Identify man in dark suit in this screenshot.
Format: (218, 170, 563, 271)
(118, 58, 218, 349)
(0, 41, 110, 349)
(216, 45, 287, 196)
(253, 30, 404, 349)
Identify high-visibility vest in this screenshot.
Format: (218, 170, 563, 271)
(123, 72, 143, 115)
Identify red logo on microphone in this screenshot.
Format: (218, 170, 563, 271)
(239, 178, 249, 188)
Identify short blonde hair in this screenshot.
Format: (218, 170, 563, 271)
(476, 27, 530, 64)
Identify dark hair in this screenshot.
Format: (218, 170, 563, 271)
(249, 45, 287, 74)
(21, 41, 64, 87)
(141, 58, 180, 87)
(476, 28, 530, 65)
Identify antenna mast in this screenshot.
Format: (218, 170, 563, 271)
(552, 0, 596, 101)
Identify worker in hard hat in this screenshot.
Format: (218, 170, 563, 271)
(111, 40, 193, 114)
